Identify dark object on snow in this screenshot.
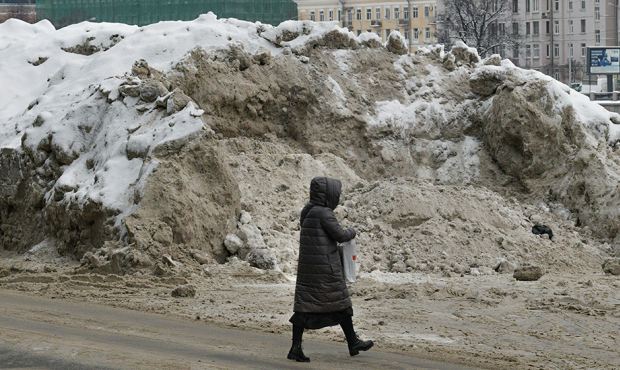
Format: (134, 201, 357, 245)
(171, 284, 196, 298)
(513, 265, 544, 281)
(532, 224, 553, 240)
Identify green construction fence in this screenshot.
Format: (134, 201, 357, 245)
(36, 0, 298, 28)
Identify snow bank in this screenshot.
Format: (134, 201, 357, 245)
(2, 15, 620, 265)
(0, 15, 361, 228)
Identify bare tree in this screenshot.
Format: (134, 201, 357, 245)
(439, 0, 519, 57)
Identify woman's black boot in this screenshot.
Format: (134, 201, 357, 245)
(287, 342, 310, 362)
(340, 316, 374, 356)
(347, 336, 374, 356)
(287, 325, 310, 362)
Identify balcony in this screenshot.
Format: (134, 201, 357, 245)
(371, 20, 382, 27)
(399, 19, 408, 26)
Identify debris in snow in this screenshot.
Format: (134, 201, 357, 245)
(514, 265, 544, 281)
(224, 234, 244, 255)
(385, 31, 408, 55)
(532, 224, 554, 240)
(171, 284, 196, 298)
(602, 258, 620, 275)
(494, 259, 516, 274)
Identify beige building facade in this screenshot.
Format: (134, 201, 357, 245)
(295, 1, 438, 49)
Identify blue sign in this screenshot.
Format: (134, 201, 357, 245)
(588, 47, 620, 74)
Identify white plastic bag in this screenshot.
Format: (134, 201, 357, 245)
(340, 239, 358, 283)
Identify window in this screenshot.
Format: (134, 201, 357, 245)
(569, 20, 574, 33)
(581, 43, 586, 57)
(512, 22, 519, 35)
(595, 29, 601, 43)
(546, 21, 550, 33)
(554, 72, 560, 80)
(526, 44, 531, 57)
(404, 29, 409, 39)
(356, 8, 361, 20)
(513, 46, 519, 58)
(425, 27, 431, 39)
(533, 21, 539, 35)
(348, 10, 353, 22)
(513, 0, 518, 12)
(499, 23, 506, 35)
(569, 0, 573, 10)
(554, 43, 559, 57)
(414, 28, 419, 40)
(526, 0, 530, 12)
(581, 0, 586, 9)
(526, 22, 531, 35)
(554, 0, 559, 11)
(424, 6, 430, 17)
(376, 7, 380, 20)
(413, 7, 419, 18)
(581, 19, 586, 33)
(533, 44, 540, 58)
(329, 10, 333, 21)
(338, 10, 341, 21)
(546, 44, 550, 57)
(404, 7, 409, 20)
(595, 7, 600, 20)
(569, 43, 574, 57)
(385, 8, 390, 19)
(395, 7, 400, 19)
(319, 10, 324, 21)
(533, 0, 539, 11)
(554, 20, 559, 34)
(310, 11, 315, 21)
(366, 8, 371, 20)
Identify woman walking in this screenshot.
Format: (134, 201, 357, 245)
(287, 177, 373, 362)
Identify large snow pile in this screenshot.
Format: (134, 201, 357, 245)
(1, 15, 619, 275)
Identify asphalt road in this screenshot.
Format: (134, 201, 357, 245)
(0, 290, 478, 369)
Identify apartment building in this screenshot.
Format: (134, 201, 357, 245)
(295, 1, 438, 49)
(500, 0, 619, 83)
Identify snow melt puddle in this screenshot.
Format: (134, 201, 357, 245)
(390, 332, 456, 345)
(361, 270, 437, 285)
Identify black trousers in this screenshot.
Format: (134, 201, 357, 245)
(292, 315, 356, 345)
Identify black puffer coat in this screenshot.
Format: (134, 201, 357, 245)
(293, 177, 356, 313)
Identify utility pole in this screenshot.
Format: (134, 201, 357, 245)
(616, 0, 619, 45)
(407, 0, 412, 51)
(550, 0, 554, 78)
